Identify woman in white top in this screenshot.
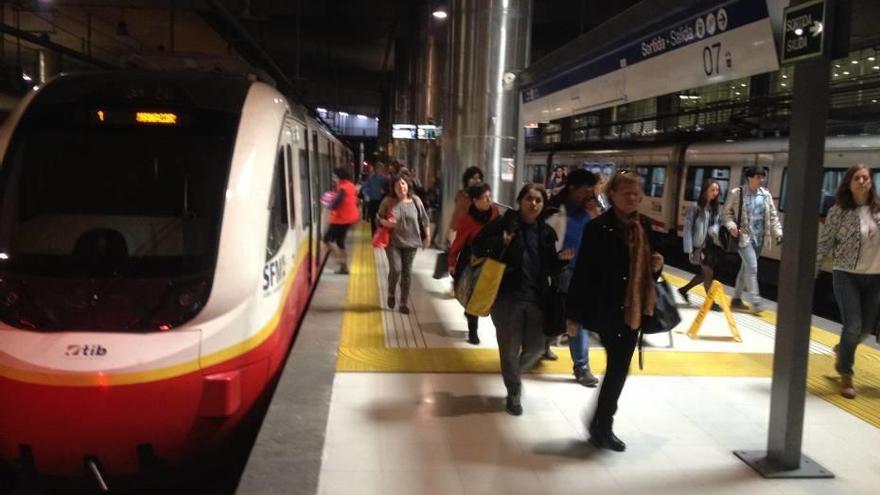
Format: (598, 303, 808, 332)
(816, 164, 880, 399)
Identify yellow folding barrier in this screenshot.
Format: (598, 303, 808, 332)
(687, 280, 742, 342)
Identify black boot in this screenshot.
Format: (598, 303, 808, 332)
(588, 421, 626, 452)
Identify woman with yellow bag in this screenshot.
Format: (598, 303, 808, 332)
(472, 184, 573, 416)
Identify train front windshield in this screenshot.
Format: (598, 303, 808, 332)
(0, 85, 241, 331)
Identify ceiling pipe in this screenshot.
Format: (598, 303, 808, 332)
(0, 22, 118, 70)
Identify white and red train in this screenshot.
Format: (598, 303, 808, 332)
(0, 72, 350, 477)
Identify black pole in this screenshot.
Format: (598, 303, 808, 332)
(735, 0, 842, 478)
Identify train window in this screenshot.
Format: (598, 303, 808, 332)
(285, 145, 295, 226)
(780, 167, 842, 215)
(299, 148, 312, 227)
(266, 149, 289, 260)
(685, 167, 730, 202)
(528, 164, 546, 184)
(636, 166, 665, 197)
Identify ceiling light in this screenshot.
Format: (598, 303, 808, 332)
(317, 107, 327, 113)
(868, 57, 876, 61)
(32, 85, 39, 91)
(852, 60, 859, 64)
(432, 10, 448, 19)
(356, 114, 368, 119)
(781, 74, 788, 79)
(873, 99, 878, 103)
(873, 66, 880, 70)
(338, 111, 349, 116)
(740, 83, 747, 87)
(833, 73, 839, 77)
(835, 64, 841, 68)
(21, 73, 31, 81)
(843, 71, 850, 75)
(780, 83, 787, 87)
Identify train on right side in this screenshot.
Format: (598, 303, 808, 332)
(527, 135, 880, 320)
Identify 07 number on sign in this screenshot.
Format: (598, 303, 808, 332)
(702, 42, 723, 76)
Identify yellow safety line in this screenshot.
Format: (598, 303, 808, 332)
(336, 225, 880, 428)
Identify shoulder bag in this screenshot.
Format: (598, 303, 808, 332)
(718, 188, 743, 254)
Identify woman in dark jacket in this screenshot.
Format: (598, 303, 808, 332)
(472, 183, 571, 416)
(448, 183, 499, 345)
(565, 170, 663, 452)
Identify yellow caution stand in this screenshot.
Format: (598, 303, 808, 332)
(686, 280, 742, 342)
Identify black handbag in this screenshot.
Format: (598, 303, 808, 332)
(718, 187, 743, 254)
(433, 251, 449, 279)
(638, 276, 682, 369)
(543, 267, 573, 337)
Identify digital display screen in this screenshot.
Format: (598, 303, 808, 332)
(392, 124, 417, 139)
(417, 125, 441, 140)
(94, 109, 181, 126)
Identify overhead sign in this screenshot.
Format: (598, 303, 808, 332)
(391, 124, 416, 139)
(781, 0, 825, 64)
(521, 0, 779, 123)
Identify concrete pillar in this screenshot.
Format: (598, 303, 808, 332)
(440, 0, 532, 240)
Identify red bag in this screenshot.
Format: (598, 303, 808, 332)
(372, 202, 396, 249)
(372, 225, 391, 248)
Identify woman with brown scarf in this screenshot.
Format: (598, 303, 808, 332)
(565, 170, 663, 452)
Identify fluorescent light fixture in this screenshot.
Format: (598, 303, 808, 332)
(0, 253, 8, 260)
(852, 60, 859, 64)
(869, 57, 876, 61)
(338, 111, 349, 116)
(317, 107, 327, 113)
(21, 73, 32, 81)
(740, 83, 747, 87)
(833, 73, 839, 77)
(782, 74, 788, 79)
(873, 66, 880, 70)
(32, 85, 39, 91)
(780, 83, 787, 87)
(356, 114, 368, 119)
(432, 10, 448, 19)
(843, 71, 850, 75)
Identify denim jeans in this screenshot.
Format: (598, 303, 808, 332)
(568, 328, 591, 370)
(735, 240, 762, 307)
(831, 270, 880, 375)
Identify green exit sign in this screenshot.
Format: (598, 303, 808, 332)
(781, 0, 826, 64)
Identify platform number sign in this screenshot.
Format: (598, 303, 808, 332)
(781, 0, 826, 64)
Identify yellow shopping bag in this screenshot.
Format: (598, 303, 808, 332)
(465, 257, 507, 317)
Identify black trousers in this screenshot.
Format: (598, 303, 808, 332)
(367, 199, 383, 234)
(593, 325, 639, 430)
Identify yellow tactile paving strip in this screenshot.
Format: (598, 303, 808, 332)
(335, 224, 880, 428)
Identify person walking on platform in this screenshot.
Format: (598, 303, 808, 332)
(377, 176, 431, 315)
(447, 183, 499, 345)
(361, 162, 389, 234)
(679, 179, 723, 310)
(472, 184, 571, 416)
(816, 164, 880, 400)
(565, 170, 663, 452)
(545, 169, 601, 387)
(324, 167, 360, 275)
(721, 166, 783, 315)
(447, 167, 484, 245)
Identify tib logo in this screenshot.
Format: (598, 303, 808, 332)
(65, 344, 108, 357)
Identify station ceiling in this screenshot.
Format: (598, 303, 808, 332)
(2, 1, 877, 118)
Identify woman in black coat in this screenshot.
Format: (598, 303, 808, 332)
(472, 183, 572, 416)
(565, 170, 663, 452)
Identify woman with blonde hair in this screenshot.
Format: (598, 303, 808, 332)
(565, 170, 663, 451)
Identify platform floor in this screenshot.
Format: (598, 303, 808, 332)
(313, 224, 880, 495)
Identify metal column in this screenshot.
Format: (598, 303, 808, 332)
(734, 0, 838, 479)
(439, 0, 531, 242)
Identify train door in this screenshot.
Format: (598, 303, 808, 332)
(283, 118, 311, 284)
